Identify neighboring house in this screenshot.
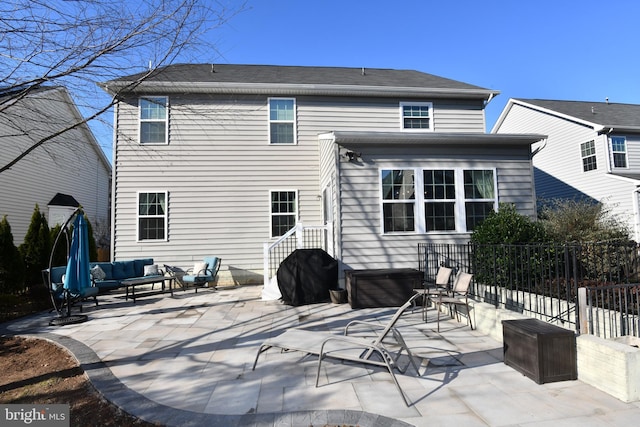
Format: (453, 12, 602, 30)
(0, 86, 111, 244)
(100, 64, 544, 286)
(493, 98, 640, 241)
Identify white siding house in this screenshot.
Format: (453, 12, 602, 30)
(493, 99, 640, 241)
(0, 86, 111, 244)
(101, 64, 544, 286)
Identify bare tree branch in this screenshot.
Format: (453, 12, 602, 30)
(0, 0, 246, 173)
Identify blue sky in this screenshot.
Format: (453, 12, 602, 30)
(93, 0, 640, 156)
(211, 0, 640, 129)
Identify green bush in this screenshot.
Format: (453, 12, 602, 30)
(471, 204, 548, 289)
(18, 205, 51, 287)
(0, 215, 25, 294)
(471, 203, 547, 245)
(538, 198, 631, 243)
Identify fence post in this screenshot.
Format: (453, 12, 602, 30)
(296, 221, 304, 249)
(578, 287, 588, 334)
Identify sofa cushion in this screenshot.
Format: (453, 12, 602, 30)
(111, 262, 133, 280)
(144, 264, 159, 276)
(91, 265, 107, 280)
(90, 262, 113, 279)
(134, 258, 154, 277)
(94, 279, 121, 290)
(193, 262, 208, 276)
(49, 266, 67, 284)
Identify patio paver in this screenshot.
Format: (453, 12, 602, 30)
(3, 285, 640, 426)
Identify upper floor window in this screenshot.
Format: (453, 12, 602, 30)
(611, 136, 627, 168)
(381, 168, 496, 234)
(400, 102, 433, 131)
(581, 140, 597, 172)
(139, 97, 168, 144)
(270, 190, 297, 237)
(138, 191, 167, 241)
(269, 98, 296, 144)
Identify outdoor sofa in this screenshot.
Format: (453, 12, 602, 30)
(46, 258, 164, 293)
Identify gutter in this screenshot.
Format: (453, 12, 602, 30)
(633, 187, 640, 243)
(100, 81, 499, 100)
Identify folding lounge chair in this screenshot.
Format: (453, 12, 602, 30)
(432, 271, 474, 332)
(413, 266, 453, 321)
(252, 293, 422, 406)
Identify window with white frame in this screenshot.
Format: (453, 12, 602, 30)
(269, 98, 296, 144)
(138, 192, 167, 241)
(381, 168, 496, 234)
(400, 102, 433, 131)
(611, 136, 627, 168)
(381, 169, 416, 232)
(463, 170, 496, 231)
(270, 190, 297, 237)
(139, 97, 168, 144)
(423, 169, 456, 231)
(581, 140, 597, 172)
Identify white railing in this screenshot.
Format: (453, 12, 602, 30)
(263, 222, 333, 287)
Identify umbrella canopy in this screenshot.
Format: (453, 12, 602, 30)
(63, 212, 91, 296)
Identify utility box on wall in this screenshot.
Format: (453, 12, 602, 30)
(503, 318, 577, 384)
(346, 268, 420, 309)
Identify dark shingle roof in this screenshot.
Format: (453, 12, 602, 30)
(516, 99, 640, 128)
(113, 63, 487, 90)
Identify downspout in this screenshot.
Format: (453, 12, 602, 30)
(632, 187, 640, 243)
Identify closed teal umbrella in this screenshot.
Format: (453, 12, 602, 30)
(64, 213, 91, 297)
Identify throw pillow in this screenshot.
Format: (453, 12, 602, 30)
(144, 264, 159, 276)
(192, 262, 208, 276)
(91, 265, 106, 281)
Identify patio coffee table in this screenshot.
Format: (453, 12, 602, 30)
(121, 276, 174, 303)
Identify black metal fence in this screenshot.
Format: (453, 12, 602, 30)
(418, 241, 640, 336)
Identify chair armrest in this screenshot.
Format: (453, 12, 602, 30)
(344, 320, 387, 336)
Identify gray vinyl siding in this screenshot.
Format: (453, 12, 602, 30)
(0, 88, 110, 244)
(336, 144, 534, 271)
(495, 102, 640, 240)
(112, 94, 488, 283)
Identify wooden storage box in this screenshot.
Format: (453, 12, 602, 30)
(346, 268, 420, 308)
(502, 318, 577, 384)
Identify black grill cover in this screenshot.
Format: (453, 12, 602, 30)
(277, 249, 338, 306)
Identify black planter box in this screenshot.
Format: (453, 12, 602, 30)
(502, 318, 577, 384)
(346, 268, 421, 308)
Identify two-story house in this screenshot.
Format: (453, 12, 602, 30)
(0, 86, 111, 244)
(493, 98, 640, 241)
(100, 64, 544, 286)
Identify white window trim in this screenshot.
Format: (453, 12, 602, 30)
(136, 190, 168, 242)
(399, 102, 434, 132)
(268, 97, 297, 145)
(580, 140, 598, 172)
(379, 167, 497, 235)
(610, 136, 628, 169)
(138, 96, 169, 145)
(269, 189, 299, 238)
